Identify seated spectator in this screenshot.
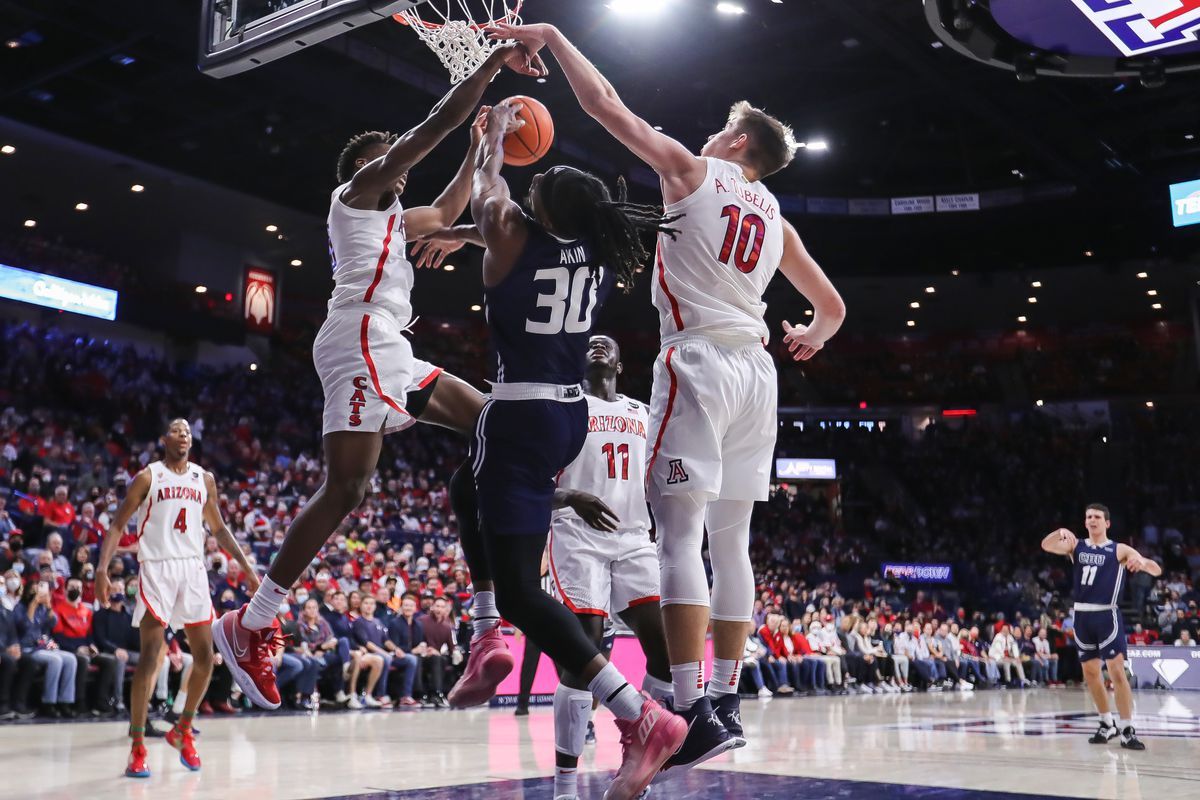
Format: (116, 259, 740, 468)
(44, 533, 70, 580)
(1128, 623, 1157, 645)
(0, 598, 24, 719)
(1, 570, 21, 611)
(788, 619, 827, 694)
(324, 591, 377, 709)
(52, 576, 118, 715)
(71, 502, 105, 549)
(418, 597, 457, 707)
(740, 634, 770, 698)
(807, 620, 844, 692)
(756, 612, 795, 695)
(297, 597, 348, 705)
(275, 606, 319, 711)
(384, 595, 423, 708)
(157, 632, 195, 719)
(93, 578, 139, 714)
(1033, 628, 1059, 685)
(881, 621, 913, 692)
(15, 580, 77, 717)
(899, 623, 937, 689)
(44, 486, 76, 542)
(988, 625, 1029, 687)
(1176, 630, 1196, 647)
(932, 623, 971, 691)
(351, 596, 392, 708)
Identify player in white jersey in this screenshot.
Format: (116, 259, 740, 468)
(547, 335, 681, 800)
(95, 419, 256, 778)
(494, 22, 847, 761)
(213, 43, 550, 709)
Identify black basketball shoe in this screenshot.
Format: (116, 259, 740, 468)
(710, 693, 748, 749)
(1119, 726, 1146, 751)
(1088, 722, 1117, 744)
(663, 697, 737, 771)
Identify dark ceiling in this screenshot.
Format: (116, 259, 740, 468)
(2, 0, 1199, 281)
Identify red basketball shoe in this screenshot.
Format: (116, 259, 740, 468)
(447, 627, 514, 708)
(125, 743, 151, 778)
(212, 606, 282, 709)
(166, 725, 201, 771)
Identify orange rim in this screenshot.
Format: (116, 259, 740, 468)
(394, 0, 523, 30)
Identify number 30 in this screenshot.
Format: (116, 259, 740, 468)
(525, 266, 601, 335)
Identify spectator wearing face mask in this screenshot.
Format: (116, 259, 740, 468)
(15, 580, 77, 717)
(52, 576, 118, 715)
(1, 570, 22, 611)
(94, 578, 139, 715)
(0, 597, 25, 719)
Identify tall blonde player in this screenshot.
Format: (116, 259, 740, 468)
(96, 419, 258, 778)
(492, 23, 847, 762)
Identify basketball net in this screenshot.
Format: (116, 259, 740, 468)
(395, 0, 524, 84)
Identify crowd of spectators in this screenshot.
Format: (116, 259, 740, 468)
(0, 315, 1197, 722)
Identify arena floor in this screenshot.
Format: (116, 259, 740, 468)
(3, 689, 1198, 800)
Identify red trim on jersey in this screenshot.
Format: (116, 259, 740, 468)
(184, 610, 215, 629)
(360, 314, 411, 419)
(645, 346, 679, 490)
(656, 248, 684, 332)
(416, 366, 443, 390)
(363, 213, 398, 303)
(625, 595, 661, 609)
(137, 491, 154, 540)
(548, 530, 607, 618)
(138, 576, 168, 627)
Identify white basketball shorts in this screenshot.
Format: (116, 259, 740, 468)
(313, 305, 441, 436)
(646, 336, 778, 502)
(134, 557, 214, 630)
(549, 520, 660, 618)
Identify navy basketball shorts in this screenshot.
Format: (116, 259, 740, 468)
(1074, 608, 1127, 663)
(471, 398, 588, 536)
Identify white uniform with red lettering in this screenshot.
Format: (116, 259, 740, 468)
(648, 157, 783, 502)
(132, 461, 214, 630)
(550, 395, 659, 617)
(315, 183, 442, 436)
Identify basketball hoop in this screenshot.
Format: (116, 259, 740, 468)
(395, 0, 524, 84)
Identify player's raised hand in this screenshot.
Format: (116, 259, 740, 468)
(561, 490, 620, 533)
(1125, 554, 1146, 573)
(490, 41, 548, 78)
(412, 234, 465, 270)
(781, 320, 825, 362)
(1055, 527, 1078, 549)
(486, 22, 554, 58)
(470, 105, 491, 146)
(487, 100, 525, 136)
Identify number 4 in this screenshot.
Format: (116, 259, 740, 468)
(173, 508, 188, 535)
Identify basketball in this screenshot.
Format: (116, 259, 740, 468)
(501, 95, 554, 167)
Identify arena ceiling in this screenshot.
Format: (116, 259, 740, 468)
(1, 0, 1199, 286)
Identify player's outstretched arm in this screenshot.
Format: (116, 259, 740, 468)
(94, 469, 152, 608)
(470, 101, 528, 287)
(1041, 527, 1078, 556)
(489, 23, 704, 198)
(1117, 543, 1163, 576)
(411, 225, 486, 270)
(343, 43, 545, 208)
(404, 107, 490, 240)
(203, 472, 260, 594)
(778, 220, 846, 362)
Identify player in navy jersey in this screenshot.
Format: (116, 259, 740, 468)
(449, 100, 686, 800)
(1042, 503, 1161, 750)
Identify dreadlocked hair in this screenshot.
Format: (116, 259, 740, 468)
(542, 170, 683, 294)
(336, 131, 398, 184)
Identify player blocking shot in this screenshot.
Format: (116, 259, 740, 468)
(547, 335, 682, 800)
(1041, 503, 1161, 750)
(453, 100, 686, 800)
(491, 22, 846, 761)
(94, 419, 258, 778)
(211, 44, 548, 708)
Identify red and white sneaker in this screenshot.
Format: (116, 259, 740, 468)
(211, 606, 282, 709)
(603, 696, 687, 800)
(447, 627, 514, 708)
(125, 743, 151, 778)
(166, 725, 201, 771)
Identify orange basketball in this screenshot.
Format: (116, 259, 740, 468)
(502, 95, 554, 167)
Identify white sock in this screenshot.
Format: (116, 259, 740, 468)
(1119, 718, 1132, 733)
(588, 662, 643, 721)
(242, 576, 288, 631)
(553, 766, 578, 799)
(471, 591, 501, 637)
(642, 674, 674, 704)
(172, 691, 188, 714)
(1100, 712, 1114, 726)
(670, 661, 705, 712)
(707, 658, 742, 698)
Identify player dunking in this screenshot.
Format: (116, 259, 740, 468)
(211, 44, 548, 707)
(456, 100, 686, 800)
(493, 22, 846, 761)
(547, 334, 681, 800)
(1041, 503, 1161, 750)
(95, 419, 257, 778)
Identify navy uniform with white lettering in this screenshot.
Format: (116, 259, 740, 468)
(1072, 539, 1126, 662)
(471, 220, 615, 535)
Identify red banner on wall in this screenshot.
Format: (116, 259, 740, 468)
(243, 267, 276, 333)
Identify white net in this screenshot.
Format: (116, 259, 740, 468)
(397, 0, 524, 84)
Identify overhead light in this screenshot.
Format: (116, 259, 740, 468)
(130, 184, 144, 193)
(1151, 302, 1163, 310)
(653, 126, 663, 131)
(1147, 289, 1157, 296)
(4, 40, 19, 50)
(23, 219, 36, 228)
(1084, 250, 1094, 257)
(715, 2, 747, 14)
(250, 363, 258, 372)
(924, 286, 935, 294)
(804, 309, 813, 317)
(536, 77, 547, 84)
(194, 285, 208, 294)
(265, 224, 278, 232)
(443, 264, 455, 272)
(0, 145, 14, 155)
(803, 140, 829, 152)
(1036, 399, 1044, 407)
(1136, 271, 1148, 278)
(771, 0, 782, 3)
(906, 320, 916, 328)
(1017, 315, 1027, 323)
(110, 54, 136, 67)
(470, 304, 482, 312)
(75, 202, 89, 211)
(931, 41, 944, 49)
(224, 292, 233, 302)
(1145, 400, 1154, 409)
(1186, 134, 1196, 141)
(609, 0, 669, 14)
(950, 269, 960, 276)
(1030, 281, 1041, 288)
(910, 301, 920, 309)
(616, 281, 626, 289)
(1027, 296, 1037, 303)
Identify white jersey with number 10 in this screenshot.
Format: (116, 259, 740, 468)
(653, 157, 784, 344)
(135, 461, 209, 563)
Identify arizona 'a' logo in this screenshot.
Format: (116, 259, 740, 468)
(666, 459, 690, 485)
(1071, 0, 1200, 56)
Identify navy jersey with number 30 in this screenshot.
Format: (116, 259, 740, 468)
(1072, 539, 1123, 606)
(485, 221, 614, 385)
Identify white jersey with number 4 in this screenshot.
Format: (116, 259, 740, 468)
(135, 461, 208, 563)
(553, 395, 651, 536)
(652, 157, 784, 344)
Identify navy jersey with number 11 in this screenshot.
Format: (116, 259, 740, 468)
(1072, 539, 1123, 607)
(485, 220, 614, 385)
